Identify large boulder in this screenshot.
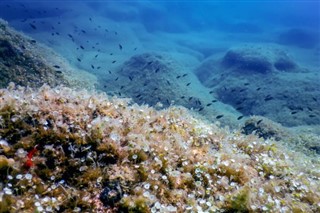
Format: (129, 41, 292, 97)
(194, 44, 320, 128)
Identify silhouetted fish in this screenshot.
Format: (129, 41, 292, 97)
(112, 60, 116, 63)
(216, 115, 224, 119)
(80, 45, 84, 50)
(264, 96, 273, 101)
(29, 23, 37, 30)
(119, 44, 123, 50)
(77, 58, 81, 62)
(237, 116, 244, 120)
(257, 119, 263, 125)
(186, 83, 191, 86)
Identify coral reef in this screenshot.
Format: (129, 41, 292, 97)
(0, 84, 319, 212)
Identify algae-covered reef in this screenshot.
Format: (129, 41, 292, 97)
(0, 19, 97, 90)
(0, 84, 319, 212)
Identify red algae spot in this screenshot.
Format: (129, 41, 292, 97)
(24, 145, 38, 169)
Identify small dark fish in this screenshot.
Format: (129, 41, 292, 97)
(68, 34, 73, 39)
(56, 70, 62, 74)
(291, 111, 298, 115)
(118, 92, 122, 96)
(97, 66, 101, 70)
(89, 17, 92, 22)
(30, 40, 37, 44)
(216, 115, 224, 119)
(120, 86, 125, 89)
(155, 68, 160, 73)
(108, 70, 112, 74)
(80, 45, 84, 50)
(119, 44, 123, 50)
(236, 100, 244, 105)
(239, 88, 246, 92)
(236, 107, 243, 111)
(112, 60, 116, 64)
(188, 97, 193, 101)
(58, 21, 61, 25)
(55, 32, 60, 35)
(129, 76, 133, 81)
(166, 99, 170, 105)
(182, 73, 188, 77)
(244, 83, 250, 86)
(95, 54, 99, 58)
(231, 89, 237, 93)
(91, 65, 95, 69)
(166, 80, 171, 85)
(312, 97, 318, 102)
(153, 88, 158, 91)
(212, 100, 217, 103)
(53, 65, 60, 69)
(257, 119, 263, 125)
(136, 94, 142, 98)
(283, 95, 288, 98)
(264, 96, 274, 101)
(110, 53, 113, 55)
(147, 61, 153, 66)
(181, 96, 185, 99)
(307, 107, 313, 111)
(206, 103, 212, 107)
(186, 82, 191, 86)
(114, 77, 119, 81)
(81, 30, 86, 33)
(77, 58, 81, 62)
(134, 47, 137, 51)
(176, 75, 181, 79)
(29, 23, 37, 30)
(114, 31, 118, 35)
(237, 116, 244, 120)
(51, 33, 55, 36)
(309, 114, 316, 118)
(197, 100, 202, 105)
(198, 107, 204, 112)
(209, 90, 214, 94)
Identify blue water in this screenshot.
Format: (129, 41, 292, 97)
(0, 0, 319, 129)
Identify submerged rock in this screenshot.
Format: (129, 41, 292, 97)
(0, 19, 97, 89)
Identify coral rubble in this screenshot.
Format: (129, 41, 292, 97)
(0, 84, 319, 212)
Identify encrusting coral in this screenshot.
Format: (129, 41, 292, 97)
(0, 83, 319, 212)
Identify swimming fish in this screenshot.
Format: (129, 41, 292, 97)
(237, 116, 244, 120)
(29, 23, 37, 30)
(216, 115, 224, 119)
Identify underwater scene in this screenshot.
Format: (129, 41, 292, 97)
(0, 0, 319, 212)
